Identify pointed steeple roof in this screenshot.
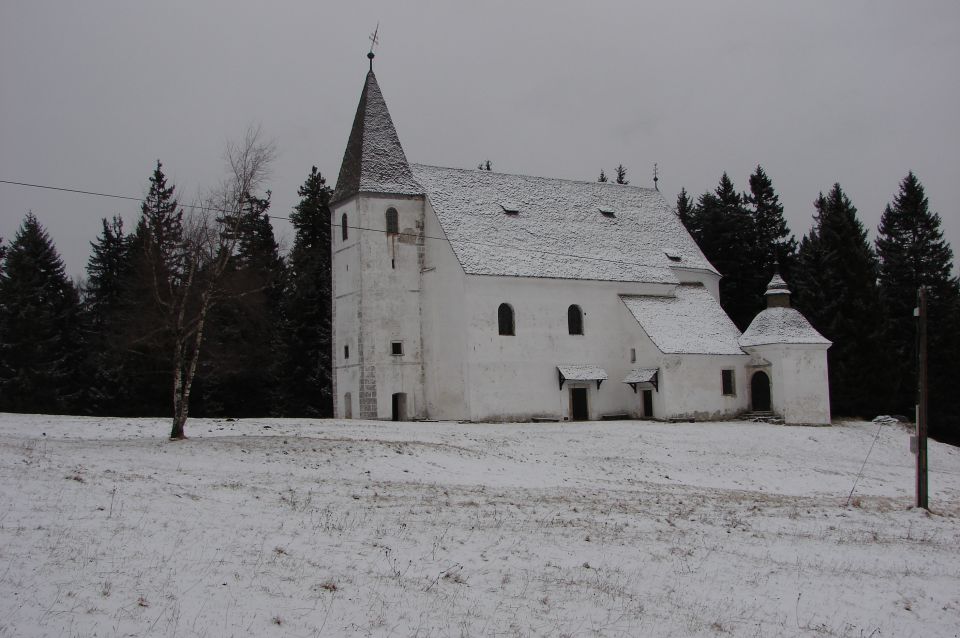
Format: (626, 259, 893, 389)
(332, 70, 423, 204)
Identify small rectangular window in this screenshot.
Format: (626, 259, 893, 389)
(630, 348, 636, 363)
(344, 345, 350, 359)
(391, 341, 404, 356)
(721, 369, 735, 396)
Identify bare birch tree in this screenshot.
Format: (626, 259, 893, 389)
(146, 126, 276, 439)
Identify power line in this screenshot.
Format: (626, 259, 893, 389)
(1, 177, 682, 272)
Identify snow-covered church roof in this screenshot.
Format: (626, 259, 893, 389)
(620, 284, 744, 355)
(332, 70, 423, 204)
(332, 64, 717, 283)
(411, 165, 717, 283)
(739, 273, 831, 347)
(739, 307, 831, 347)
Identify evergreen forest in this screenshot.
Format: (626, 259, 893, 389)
(679, 168, 960, 442)
(1, 160, 957, 443)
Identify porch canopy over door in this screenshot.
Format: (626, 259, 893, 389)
(557, 365, 607, 390)
(623, 367, 659, 393)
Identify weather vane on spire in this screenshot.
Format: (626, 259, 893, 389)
(653, 162, 660, 191)
(367, 22, 380, 70)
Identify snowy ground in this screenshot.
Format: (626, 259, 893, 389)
(1, 414, 958, 638)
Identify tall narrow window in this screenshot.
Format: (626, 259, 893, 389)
(721, 369, 735, 396)
(341, 213, 349, 241)
(568, 304, 584, 335)
(498, 303, 515, 336)
(385, 207, 399, 234)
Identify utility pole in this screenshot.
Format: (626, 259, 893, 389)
(915, 287, 928, 510)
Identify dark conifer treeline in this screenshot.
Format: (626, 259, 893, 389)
(1, 162, 957, 441)
(0, 162, 333, 421)
(678, 170, 960, 440)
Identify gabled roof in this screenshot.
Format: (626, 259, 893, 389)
(332, 71, 423, 204)
(739, 307, 831, 347)
(620, 284, 744, 355)
(410, 164, 718, 283)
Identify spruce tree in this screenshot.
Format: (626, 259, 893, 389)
(83, 216, 133, 414)
(876, 172, 960, 438)
(742, 166, 798, 319)
(201, 191, 286, 417)
(793, 184, 884, 417)
(120, 161, 187, 417)
(280, 166, 333, 417)
(598, 169, 608, 183)
(694, 173, 758, 330)
(615, 164, 629, 185)
(85, 216, 132, 331)
(745, 166, 797, 274)
(0, 213, 84, 413)
(675, 188, 697, 236)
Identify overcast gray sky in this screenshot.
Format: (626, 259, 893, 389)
(2, 0, 958, 279)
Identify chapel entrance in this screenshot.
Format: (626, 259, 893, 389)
(391, 393, 407, 422)
(751, 371, 771, 411)
(642, 390, 654, 418)
(570, 387, 589, 421)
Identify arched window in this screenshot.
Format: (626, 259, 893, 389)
(341, 213, 348, 241)
(498, 303, 515, 336)
(386, 207, 399, 234)
(568, 304, 583, 335)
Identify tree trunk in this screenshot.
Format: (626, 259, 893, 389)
(170, 337, 188, 439)
(169, 293, 211, 440)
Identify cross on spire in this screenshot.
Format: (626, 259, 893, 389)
(367, 22, 380, 71)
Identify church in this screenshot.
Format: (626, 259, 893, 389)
(330, 56, 831, 425)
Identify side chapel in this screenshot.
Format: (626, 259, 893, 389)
(330, 56, 831, 424)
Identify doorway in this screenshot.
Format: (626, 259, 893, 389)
(570, 387, 589, 421)
(751, 371, 771, 411)
(642, 390, 653, 418)
(391, 392, 407, 422)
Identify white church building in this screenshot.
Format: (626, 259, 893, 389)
(330, 59, 831, 425)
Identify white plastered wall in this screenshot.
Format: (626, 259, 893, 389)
(332, 193, 427, 420)
(331, 198, 360, 419)
(657, 353, 750, 420)
(420, 198, 470, 420)
(459, 276, 677, 422)
(744, 344, 831, 425)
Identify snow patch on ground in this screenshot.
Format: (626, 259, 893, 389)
(1, 414, 958, 637)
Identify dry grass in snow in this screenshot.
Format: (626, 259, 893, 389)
(0, 414, 958, 637)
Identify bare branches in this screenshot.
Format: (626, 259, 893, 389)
(224, 125, 277, 209)
(162, 125, 276, 438)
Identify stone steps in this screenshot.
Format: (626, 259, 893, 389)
(741, 411, 784, 424)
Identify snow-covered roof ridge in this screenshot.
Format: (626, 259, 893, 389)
(332, 71, 423, 204)
(739, 307, 831, 347)
(411, 164, 718, 283)
(620, 284, 744, 355)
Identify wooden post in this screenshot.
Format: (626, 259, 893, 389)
(916, 287, 929, 510)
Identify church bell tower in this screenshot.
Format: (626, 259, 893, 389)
(329, 54, 427, 420)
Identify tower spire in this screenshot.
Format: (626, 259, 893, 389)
(653, 162, 659, 191)
(331, 50, 423, 205)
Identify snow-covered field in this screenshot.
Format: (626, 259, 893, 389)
(1, 414, 958, 637)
